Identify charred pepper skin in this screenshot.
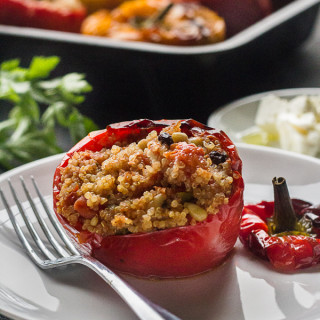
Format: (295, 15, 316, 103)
(53, 119, 244, 278)
(240, 201, 320, 271)
(0, 0, 87, 33)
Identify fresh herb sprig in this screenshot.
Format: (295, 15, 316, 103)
(0, 56, 98, 170)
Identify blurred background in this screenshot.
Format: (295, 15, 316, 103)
(1, 1, 320, 319)
(1, 0, 319, 128)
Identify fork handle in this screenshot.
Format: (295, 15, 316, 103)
(79, 256, 181, 320)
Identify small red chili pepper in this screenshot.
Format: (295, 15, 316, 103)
(0, 0, 87, 33)
(239, 177, 320, 271)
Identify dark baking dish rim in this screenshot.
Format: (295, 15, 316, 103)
(0, 0, 319, 55)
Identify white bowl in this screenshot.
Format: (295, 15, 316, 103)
(207, 87, 320, 142)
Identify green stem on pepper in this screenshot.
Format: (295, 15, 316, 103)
(271, 177, 298, 234)
(130, 3, 174, 29)
(142, 3, 174, 28)
(152, 3, 174, 24)
(267, 177, 312, 236)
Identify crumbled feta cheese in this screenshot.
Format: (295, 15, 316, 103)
(286, 96, 313, 115)
(240, 94, 320, 157)
(277, 112, 320, 156)
(255, 95, 288, 135)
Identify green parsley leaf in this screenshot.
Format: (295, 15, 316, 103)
(0, 56, 98, 171)
(26, 56, 60, 80)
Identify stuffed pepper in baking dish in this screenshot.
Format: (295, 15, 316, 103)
(81, 0, 226, 45)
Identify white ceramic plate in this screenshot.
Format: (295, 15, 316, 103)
(207, 88, 320, 144)
(1, 144, 320, 320)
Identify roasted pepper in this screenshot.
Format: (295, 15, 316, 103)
(81, 0, 226, 45)
(199, 0, 272, 37)
(239, 177, 320, 271)
(53, 119, 244, 278)
(0, 0, 87, 33)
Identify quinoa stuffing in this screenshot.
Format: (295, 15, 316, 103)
(56, 121, 235, 236)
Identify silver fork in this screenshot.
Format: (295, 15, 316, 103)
(0, 176, 181, 320)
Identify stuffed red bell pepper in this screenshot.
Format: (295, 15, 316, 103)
(53, 119, 244, 278)
(240, 177, 320, 271)
(0, 0, 87, 33)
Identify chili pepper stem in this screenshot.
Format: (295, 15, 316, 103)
(272, 177, 297, 234)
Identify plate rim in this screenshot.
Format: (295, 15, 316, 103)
(2, 144, 320, 320)
(0, 153, 64, 184)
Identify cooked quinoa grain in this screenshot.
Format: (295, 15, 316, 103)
(56, 122, 234, 236)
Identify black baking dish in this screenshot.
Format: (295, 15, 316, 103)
(0, 0, 319, 126)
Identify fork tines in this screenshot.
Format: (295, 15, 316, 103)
(0, 177, 182, 320)
(0, 176, 80, 268)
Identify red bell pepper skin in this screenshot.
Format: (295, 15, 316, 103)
(0, 0, 87, 33)
(53, 119, 244, 278)
(198, 0, 272, 37)
(240, 200, 320, 271)
(271, 0, 294, 11)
